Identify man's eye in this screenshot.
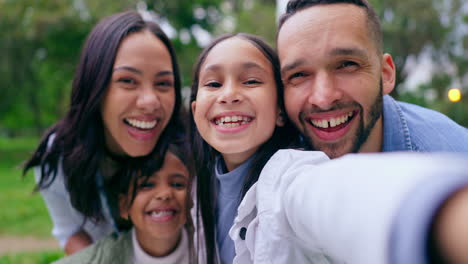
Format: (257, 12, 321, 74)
(288, 72, 306, 80)
(337, 61, 359, 69)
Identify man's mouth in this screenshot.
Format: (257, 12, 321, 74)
(213, 115, 253, 128)
(308, 111, 356, 131)
(124, 118, 158, 130)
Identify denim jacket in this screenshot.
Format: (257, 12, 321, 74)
(382, 95, 468, 152)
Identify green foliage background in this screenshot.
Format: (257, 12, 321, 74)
(0, 0, 466, 135)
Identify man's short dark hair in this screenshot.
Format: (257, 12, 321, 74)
(278, 0, 383, 54)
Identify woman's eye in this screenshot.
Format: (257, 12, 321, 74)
(155, 80, 173, 87)
(118, 78, 136, 84)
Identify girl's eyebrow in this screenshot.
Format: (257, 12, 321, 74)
(203, 62, 267, 73)
(170, 173, 189, 180)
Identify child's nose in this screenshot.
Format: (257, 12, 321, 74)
(154, 186, 172, 201)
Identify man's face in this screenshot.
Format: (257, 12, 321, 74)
(278, 3, 395, 158)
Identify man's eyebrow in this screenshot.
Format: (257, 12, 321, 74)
(113, 66, 142, 74)
(281, 59, 306, 76)
(330, 47, 368, 59)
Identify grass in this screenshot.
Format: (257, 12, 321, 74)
(0, 136, 53, 237)
(0, 250, 63, 264)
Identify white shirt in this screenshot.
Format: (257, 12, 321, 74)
(230, 149, 468, 264)
(132, 228, 189, 264)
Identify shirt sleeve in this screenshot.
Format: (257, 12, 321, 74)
(34, 165, 86, 248)
(389, 171, 468, 264)
(282, 152, 468, 264)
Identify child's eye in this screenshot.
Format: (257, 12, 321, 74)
(171, 182, 186, 189)
(244, 79, 262, 86)
(204, 81, 222, 88)
(138, 182, 155, 190)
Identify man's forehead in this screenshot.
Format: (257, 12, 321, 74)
(277, 3, 367, 49)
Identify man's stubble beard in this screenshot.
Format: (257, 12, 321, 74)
(299, 80, 384, 159)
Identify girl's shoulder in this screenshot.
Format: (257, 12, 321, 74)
(52, 231, 133, 264)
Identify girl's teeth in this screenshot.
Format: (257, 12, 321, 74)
(150, 210, 174, 217)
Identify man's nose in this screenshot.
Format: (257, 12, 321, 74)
(307, 72, 343, 110)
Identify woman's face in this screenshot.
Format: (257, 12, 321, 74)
(191, 37, 282, 171)
(101, 30, 175, 157)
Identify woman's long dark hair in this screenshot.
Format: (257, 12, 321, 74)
(189, 33, 298, 263)
(23, 11, 183, 223)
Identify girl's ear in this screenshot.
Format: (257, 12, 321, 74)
(119, 194, 129, 220)
(276, 110, 285, 127)
(191, 101, 196, 114)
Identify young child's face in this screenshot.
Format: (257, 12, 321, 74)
(120, 152, 189, 252)
(192, 37, 282, 171)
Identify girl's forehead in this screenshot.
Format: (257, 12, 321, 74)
(201, 37, 272, 71)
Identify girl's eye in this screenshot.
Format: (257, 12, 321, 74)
(244, 79, 262, 86)
(337, 61, 359, 70)
(205, 81, 222, 88)
(138, 182, 155, 190)
(171, 181, 186, 189)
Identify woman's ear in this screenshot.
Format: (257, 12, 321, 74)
(119, 194, 129, 220)
(276, 110, 285, 127)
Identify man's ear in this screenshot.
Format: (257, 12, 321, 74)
(381, 53, 396, 95)
(191, 101, 196, 114)
(276, 109, 285, 127)
(119, 194, 129, 220)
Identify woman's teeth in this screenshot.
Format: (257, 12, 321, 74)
(125, 119, 157, 129)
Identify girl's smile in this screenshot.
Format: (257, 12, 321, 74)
(192, 37, 283, 171)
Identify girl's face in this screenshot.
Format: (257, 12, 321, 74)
(192, 37, 282, 171)
(119, 152, 189, 257)
(101, 30, 175, 157)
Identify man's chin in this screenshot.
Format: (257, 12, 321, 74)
(306, 136, 354, 159)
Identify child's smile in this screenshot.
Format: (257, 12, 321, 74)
(192, 37, 283, 171)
